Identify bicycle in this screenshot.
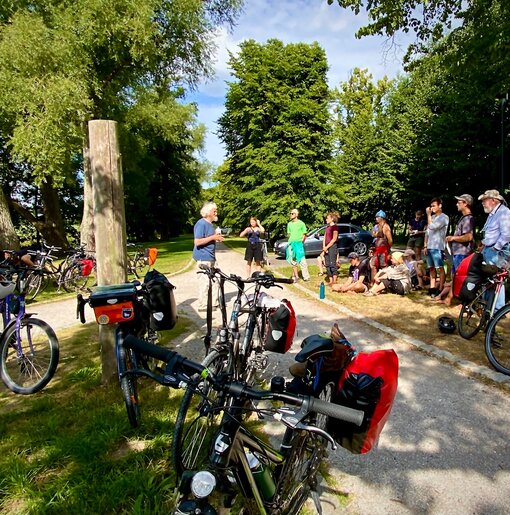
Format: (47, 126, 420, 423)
(484, 299, 510, 376)
(260, 238, 270, 267)
(121, 334, 364, 515)
(0, 266, 59, 394)
(127, 244, 155, 279)
(172, 267, 294, 478)
(458, 268, 508, 339)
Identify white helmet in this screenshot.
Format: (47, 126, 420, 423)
(0, 277, 15, 299)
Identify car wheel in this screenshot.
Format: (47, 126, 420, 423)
(352, 241, 368, 256)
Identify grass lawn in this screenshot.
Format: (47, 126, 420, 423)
(30, 236, 194, 305)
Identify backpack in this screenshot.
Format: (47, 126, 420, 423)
(328, 349, 399, 454)
(453, 253, 484, 302)
(143, 269, 177, 331)
(263, 299, 296, 353)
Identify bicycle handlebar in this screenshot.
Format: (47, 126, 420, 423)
(198, 265, 293, 286)
(123, 334, 364, 427)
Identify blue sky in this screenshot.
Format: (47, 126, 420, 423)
(185, 0, 414, 166)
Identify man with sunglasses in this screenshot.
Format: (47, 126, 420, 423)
(286, 208, 310, 283)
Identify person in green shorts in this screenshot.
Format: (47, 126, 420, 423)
(286, 208, 310, 282)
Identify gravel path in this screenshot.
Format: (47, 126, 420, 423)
(31, 244, 510, 514)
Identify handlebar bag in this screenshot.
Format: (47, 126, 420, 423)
(263, 299, 296, 353)
(328, 349, 398, 454)
(143, 269, 177, 331)
(452, 252, 484, 302)
(89, 284, 139, 325)
(144, 247, 158, 266)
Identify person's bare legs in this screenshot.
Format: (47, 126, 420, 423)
(254, 260, 262, 273)
(438, 267, 446, 291)
(429, 267, 437, 290)
(245, 262, 252, 278)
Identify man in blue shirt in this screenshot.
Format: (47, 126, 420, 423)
(193, 202, 224, 311)
(479, 189, 510, 270)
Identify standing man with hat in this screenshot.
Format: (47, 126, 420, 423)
(478, 189, 510, 269)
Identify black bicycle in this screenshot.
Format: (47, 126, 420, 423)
(172, 267, 293, 478)
(122, 334, 364, 515)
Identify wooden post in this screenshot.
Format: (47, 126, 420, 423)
(89, 120, 128, 384)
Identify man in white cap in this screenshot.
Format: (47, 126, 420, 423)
(478, 189, 510, 269)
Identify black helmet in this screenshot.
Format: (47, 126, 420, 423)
(438, 316, 456, 334)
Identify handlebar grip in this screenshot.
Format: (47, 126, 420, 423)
(274, 278, 294, 284)
(309, 397, 364, 427)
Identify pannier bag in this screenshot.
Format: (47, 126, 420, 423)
(453, 252, 485, 302)
(143, 269, 177, 331)
(80, 259, 94, 277)
(329, 349, 399, 454)
(144, 247, 158, 267)
(263, 299, 296, 353)
(89, 284, 139, 325)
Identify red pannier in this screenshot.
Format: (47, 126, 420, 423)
(80, 259, 94, 277)
(452, 252, 484, 302)
(328, 349, 399, 454)
(263, 299, 296, 353)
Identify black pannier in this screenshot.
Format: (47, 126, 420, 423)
(143, 270, 177, 331)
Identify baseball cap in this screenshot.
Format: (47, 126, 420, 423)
(347, 252, 359, 259)
(404, 249, 415, 257)
(375, 210, 386, 218)
(455, 194, 473, 206)
(478, 189, 505, 202)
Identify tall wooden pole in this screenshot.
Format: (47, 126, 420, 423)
(88, 120, 128, 384)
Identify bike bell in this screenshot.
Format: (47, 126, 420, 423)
(438, 316, 456, 334)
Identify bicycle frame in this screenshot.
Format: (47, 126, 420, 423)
(0, 291, 35, 360)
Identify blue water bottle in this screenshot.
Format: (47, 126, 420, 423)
(319, 281, 325, 299)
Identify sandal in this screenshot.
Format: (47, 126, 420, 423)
(317, 272, 324, 276)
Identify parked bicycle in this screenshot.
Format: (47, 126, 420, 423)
(172, 267, 294, 478)
(0, 266, 59, 394)
(127, 244, 157, 279)
(458, 268, 508, 339)
(122, 334, 364, 515)
(484, 299, 510, 376)
(260, 238, 270, 267)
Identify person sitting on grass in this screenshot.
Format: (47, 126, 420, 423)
(364, 251, 411, 296)
(403, 248, 425, 290)
(331, 252, 370, 294)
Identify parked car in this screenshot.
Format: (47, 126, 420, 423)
(273, 223, 372, 258)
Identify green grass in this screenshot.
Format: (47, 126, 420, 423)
(30, 236, 194, 305)
(0, 315, 196, 515)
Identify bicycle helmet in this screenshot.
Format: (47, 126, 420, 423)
(438, 316, 456, 334)
(0, 277, 15, 299)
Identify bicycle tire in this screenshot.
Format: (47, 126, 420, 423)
(133, 254, 149, 279)
(485, 304, 510, 375)
(0, 318, 59, 395)
(25, 272, 49, 300)
(116, 342, 141, 428)
(172, 348, 230, 478)
(62, 262, 92, 293)
(458, 291, 488, 339)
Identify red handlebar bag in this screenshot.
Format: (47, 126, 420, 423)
(329, 349, 398, 454)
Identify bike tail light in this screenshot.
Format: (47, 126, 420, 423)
(191, 470, 216, 498)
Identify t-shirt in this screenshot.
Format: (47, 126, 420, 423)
(349, 259, 370, 286)
(246, 229, 262, 245)
(193, 218, 216, 261)
(409, 218, 427, 233)
(405, 259, 418, 278)
(426, 213, 449, 250)
(452, 214, 475, 256)
(287, 220, 307, 243)
(324, 225, 338, 246)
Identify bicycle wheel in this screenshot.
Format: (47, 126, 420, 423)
(275, 429, 325, 515)
(172, 348, 230, 478)
(62, 263, 92, 293)
(241, 313, 267, 385)
(25, 271, 49, 300)
(116, 340, 141, 428)
(458, 291, 489, 339)
(485, 304, 510, 375)
(133, 254, 149, 279)
(0, 318, 59, 395)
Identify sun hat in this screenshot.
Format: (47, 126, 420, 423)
(404, 249, 415, 257)
(478, 189, 505, 202)
(375, 210, 386, 218)
(347, 252, 359, 259)
(391, 251, 404, 264)
(454, 194, 473, 206)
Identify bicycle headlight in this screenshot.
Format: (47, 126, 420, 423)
(191, 470, 216, 498)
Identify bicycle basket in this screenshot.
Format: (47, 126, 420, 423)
(89, 284, 139, 325)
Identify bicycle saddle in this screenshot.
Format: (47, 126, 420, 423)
(294, 334, 334, 363)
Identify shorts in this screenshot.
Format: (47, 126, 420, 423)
(452, 254, 468, 274)
(374, 245, 390, 269)
(381, 278, 405, 295)
(244, 243, 263, 263)
(407, 236, 424, 249)
(425, 249, 444, 269)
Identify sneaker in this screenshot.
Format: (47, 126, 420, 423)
(292, 277, 298, 283)
(303, 278, 310, 282)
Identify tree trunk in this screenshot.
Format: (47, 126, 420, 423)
(0, 186, 20, 250)
(80, 127, 95, 252)
(89, 119, 128, 385)
(39, 177, 69, 249)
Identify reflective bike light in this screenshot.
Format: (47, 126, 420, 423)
(191, 471, 216, 498)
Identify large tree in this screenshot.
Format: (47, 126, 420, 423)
(216, 39, 335, 238)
